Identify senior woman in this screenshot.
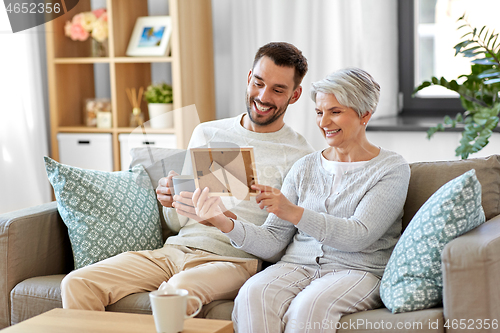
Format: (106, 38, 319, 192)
(175, 68, 411, 332)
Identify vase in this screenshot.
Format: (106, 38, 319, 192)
(148, 103, 174, 128)
(91, 39, 108, 57)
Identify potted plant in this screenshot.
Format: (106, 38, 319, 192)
(144, 82, 174, 128)
(414, 14, 500, 159)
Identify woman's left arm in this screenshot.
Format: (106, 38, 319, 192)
(296, 163, 411, 252)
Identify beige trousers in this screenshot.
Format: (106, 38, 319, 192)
(61, 245, 259, 313)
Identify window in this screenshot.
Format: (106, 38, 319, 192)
(398, 0, 500, 116)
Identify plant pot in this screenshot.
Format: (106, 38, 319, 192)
(148, 103, 174, 128)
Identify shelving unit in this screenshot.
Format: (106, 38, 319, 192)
(45, 0, 215, 171)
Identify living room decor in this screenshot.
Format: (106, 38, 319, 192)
(84, 98, 111, 127)
(380, 169, 486, 313)
(126, 16, 172, 57)
(144, 82, 174, 128)
(414, 15, 500, 159)
(126, 87, 145, 127)
(64, 8, 109, 57)
(44, 157, 163, 269)
(45, 0, 216, 171)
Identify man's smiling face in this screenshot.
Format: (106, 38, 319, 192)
(245, 56, 301, 131)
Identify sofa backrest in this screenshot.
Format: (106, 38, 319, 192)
(129, 147, 188, 241)
(403, 155, 500, 230)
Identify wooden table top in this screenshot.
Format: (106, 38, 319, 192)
(1, 308, 233, 333)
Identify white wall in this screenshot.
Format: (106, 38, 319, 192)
(367, 131, 500, 163)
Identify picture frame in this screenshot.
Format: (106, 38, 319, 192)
(126, 16, 172, 57)
(190, 147, 258, 200)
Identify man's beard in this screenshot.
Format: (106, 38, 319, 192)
(245, 93, 291, 127)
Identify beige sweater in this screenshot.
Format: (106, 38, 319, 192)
(163, 113, 314, 259)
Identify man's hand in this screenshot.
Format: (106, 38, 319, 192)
(156, 170, 178, 208)
(252, 184, 303, 225)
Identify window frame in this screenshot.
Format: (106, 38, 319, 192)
(398, 0, 464, 117)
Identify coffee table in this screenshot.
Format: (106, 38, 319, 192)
(2, 308, 233, 333)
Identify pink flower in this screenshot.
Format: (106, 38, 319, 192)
(70, 23, 89, 41)
(100, 12, 108, 22)
(92, 8, 106, 19)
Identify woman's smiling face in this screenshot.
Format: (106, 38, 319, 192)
(315, 92, 369, 149)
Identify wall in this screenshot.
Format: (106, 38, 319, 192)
(367, 131, 500, 163)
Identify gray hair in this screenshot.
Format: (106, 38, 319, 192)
(310, 68, 380, 117)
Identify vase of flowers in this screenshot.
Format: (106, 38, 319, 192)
(64, 8, 109, 57)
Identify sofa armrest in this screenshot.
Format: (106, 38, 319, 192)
(442, 214, 500, 333)
(0, 202, 73, 328)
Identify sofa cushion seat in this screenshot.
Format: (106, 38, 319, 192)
(338, 307, 444, 333)
(11, 275, 445, 331)
(10, 274, 235, 324)
(10, 275, 64, 325)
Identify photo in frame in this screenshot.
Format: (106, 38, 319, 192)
(126, 16, 172, 56)
(190, 147, 258, 200)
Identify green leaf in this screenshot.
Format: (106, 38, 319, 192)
(477, 69, 500, 79)
(478, 26, 486, 38)
(485, 77, 500, 85)
(449, 80, 460, 91)
(472, 58, 497, 65)
(427, 127, 438, 139)
(473, 113, 489, 125)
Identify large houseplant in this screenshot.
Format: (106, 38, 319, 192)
(414, 15, 500, 159)
(144, 82, 174, 129)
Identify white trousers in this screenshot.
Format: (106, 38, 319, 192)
(233, 262, 382, 333)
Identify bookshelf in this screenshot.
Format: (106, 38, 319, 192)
(45, 0, 215, 170)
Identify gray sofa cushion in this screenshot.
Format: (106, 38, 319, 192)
(10, 275, 64, 325)
(403, 155, 500, 229)
(10, 274, 234, 325)
(338, 307, 444, 333)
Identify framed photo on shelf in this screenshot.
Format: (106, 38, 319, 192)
(126, 16, 172, 56)
(190, 147, 258, 201)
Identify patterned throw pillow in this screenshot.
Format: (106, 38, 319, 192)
(44, 157, 163, 269)
(380, 169, 485, 313)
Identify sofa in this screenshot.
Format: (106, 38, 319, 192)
(1, 154, 499, 332)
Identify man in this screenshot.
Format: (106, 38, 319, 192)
(61, 42, 314, 312)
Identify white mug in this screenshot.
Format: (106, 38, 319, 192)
(149, 289, 203, 333)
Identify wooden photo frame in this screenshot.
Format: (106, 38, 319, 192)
(126, 16, 172, 56)
(190, 147, 258, 200)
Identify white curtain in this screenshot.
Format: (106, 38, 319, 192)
(0, 10, 51, 214)
(212, 0, 399, 150)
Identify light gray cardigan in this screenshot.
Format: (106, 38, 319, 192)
(226, 148, 411, 277)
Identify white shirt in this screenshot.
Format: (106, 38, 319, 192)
(320, 153, 368, 207)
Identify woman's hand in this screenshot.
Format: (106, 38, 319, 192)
(251, 184, 304, 225)
(174, 187, 235, 233)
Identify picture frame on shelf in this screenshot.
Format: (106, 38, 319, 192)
(126, 16, 172, 57)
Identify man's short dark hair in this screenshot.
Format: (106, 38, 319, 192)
(252, 42, 308, 88)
